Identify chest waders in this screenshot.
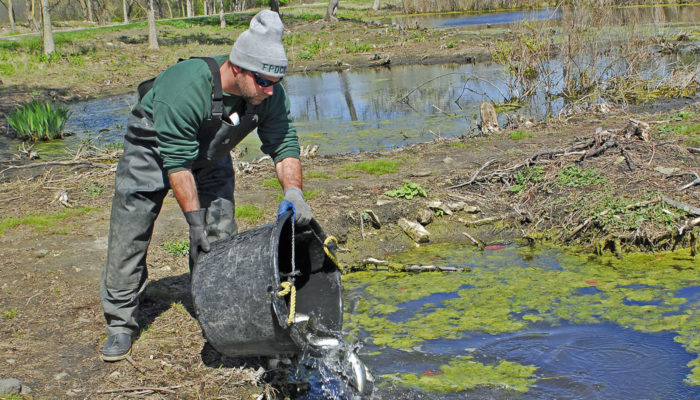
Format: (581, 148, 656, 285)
(100, 57, 259, 337)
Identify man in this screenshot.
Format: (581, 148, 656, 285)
(99, 10, 312, 362)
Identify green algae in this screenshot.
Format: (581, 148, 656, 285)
(342, 243, 700, 392)
(386, 356, 538, 393)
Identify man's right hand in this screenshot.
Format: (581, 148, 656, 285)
(184, 209, 211, 267)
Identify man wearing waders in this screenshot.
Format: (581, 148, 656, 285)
(99, 10, 312, 362)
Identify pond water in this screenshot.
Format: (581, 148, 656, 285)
(385, 4, 700, 29)
(335, 244, 700, 399)
(3, 50, 690, 164)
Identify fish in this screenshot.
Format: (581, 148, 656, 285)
(344, 350, 374, 395)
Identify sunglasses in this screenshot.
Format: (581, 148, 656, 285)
(247, 69, 282, 87)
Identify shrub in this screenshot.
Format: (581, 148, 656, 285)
(510, 166, 544, 194)
(6, 100, 71, 141)
(385, 182, 427, 199)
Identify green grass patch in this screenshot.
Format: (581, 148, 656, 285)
(556, 164, 607, 187)
(235, 204, 265, 224)
(163, 239, 189, 257)
(2, 310, 17, 319)
(508, 130, 535, 140)
(297, 40, 326, 60)
(342, 159, 401, 176)
(304, 188, 324, 200)
(260, 178, 282, 189)
(0, 207, 93, 235)
(306, 171, 332, 179)
(668, 111, 695, 120)
(6, 100, 71, 141)
(345, 41, 372, 53)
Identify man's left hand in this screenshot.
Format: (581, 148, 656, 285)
(279, 187, 312, 225)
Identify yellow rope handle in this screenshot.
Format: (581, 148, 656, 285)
(323, 236, 345, 273)
(278, 281, 296, 325)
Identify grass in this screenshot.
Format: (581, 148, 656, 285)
(508, 130, 534, 140)
(260, 178, 282, 189)
(556, 165, 607, 187)
(235, 204, 265, 224)
(342, 159, 402, 176)
(6, 100, 71, 141)
(306, 171, 332, 179)
(163, 239, 189, 256)
(2, 310, 17, 319)
(304, 188, 324, 200)
(0, 207, 93, 235)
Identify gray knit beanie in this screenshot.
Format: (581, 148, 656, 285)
(229, 10, 288, 78)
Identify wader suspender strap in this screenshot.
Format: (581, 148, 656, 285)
(189, 56, 224, 123)
(137, 56, 225, 125)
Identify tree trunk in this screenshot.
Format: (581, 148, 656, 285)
(87, 0, 93, 22)
(218, 0, 225, 28)
(122, 0, 129, 23)
(372, 0, 379, 11)
(167, 0, 173, 18)
(8, 0, 15, 32)
(203, 0, 207, 15)
(39, 0, 54, 55)
(27, 0, 39, 31)
(326, 0, 338, 21)
(148, 0, 159, 50)
(186, 0, 192, 17)
(269, 0, 279, 13)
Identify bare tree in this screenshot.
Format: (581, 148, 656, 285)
(218, 0, 224, 28)
(147, 0, 158, 49)
(2, 0, 16, 32)
(25, 0, 39, 30)
(326, 0, 338, 21)
(372, 0, 379, 11)
(122, 0, 129, 23)
(269, 0, 278, 13)
(39, 0, 55, 54)
(87, 0, 93, 22)
(186, 0, 192, 17)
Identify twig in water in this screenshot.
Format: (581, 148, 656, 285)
(462, 231, 480, 245)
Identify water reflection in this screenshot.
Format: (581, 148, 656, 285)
(385, 5, 700, 29)
(1, 47, 693, 162)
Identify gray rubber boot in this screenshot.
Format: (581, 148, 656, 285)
(101, 333, 133, 362)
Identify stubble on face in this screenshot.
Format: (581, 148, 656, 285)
(234, 74, 270, 106)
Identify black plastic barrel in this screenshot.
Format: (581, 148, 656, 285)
(191, 211, 343, 357)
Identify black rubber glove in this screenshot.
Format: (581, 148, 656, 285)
(184, 209, 211, 271)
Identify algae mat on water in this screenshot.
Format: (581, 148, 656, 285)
(341, 244, 700, 395)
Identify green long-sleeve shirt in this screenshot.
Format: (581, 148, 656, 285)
(139, 55, 299, 174)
